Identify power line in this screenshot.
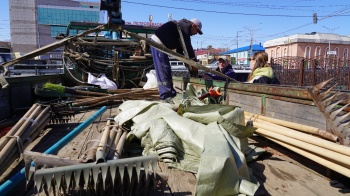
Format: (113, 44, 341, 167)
(123, 1, 310, 17)
(173, 0, 348, 12)
(256, 5, 350, 39)
(124, 1, 350, 17)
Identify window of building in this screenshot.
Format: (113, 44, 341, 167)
(325, 47, 329, 56)
(276, 47, 280, 58)
(304, 46, 311, 68)
(335, 47, 339, 57)
(283, 48, 287, 57)
(305, 46, 311, 58)
(37, 6, 100, 37)
(271, 50, 274, 58)
(315, 46, 321, 58)
(344, 48, 348, 59)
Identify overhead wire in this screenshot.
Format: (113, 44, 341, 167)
(123, 1, 350, 48)
(123, 1, 312, 17)
(256, 4, 350, 38)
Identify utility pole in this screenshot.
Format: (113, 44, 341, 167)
(244, 25, 261, 58)
(323, 26, 339, 56)
(236, 31, 242, 64)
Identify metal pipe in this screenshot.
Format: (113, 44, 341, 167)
(0, 106, 107, 196)
(0, 105, 43, 168)
(96, 120, 111, 163)
(0, 104, 39, 150)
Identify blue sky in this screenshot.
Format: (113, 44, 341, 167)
(1, 0, 350, 50)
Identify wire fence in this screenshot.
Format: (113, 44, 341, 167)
(271, 56, 350, 90)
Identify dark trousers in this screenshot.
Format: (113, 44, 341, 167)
(150, 45, 176, 100)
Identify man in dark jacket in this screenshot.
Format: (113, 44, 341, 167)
(150, 18, 203, 100)
(203, 58, 236, 81)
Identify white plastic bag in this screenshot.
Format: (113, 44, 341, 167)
(87, 73, 118, 90)
(143, 70, 158, 89)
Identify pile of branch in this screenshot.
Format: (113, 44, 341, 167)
(0, 104, 52, 181)
(245, 112, 350, 178)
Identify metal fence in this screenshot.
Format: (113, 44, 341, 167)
(271, 56, 350, 90)
(7, 64, 64, 76)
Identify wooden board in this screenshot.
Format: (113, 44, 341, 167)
(157, 162, 196, 195)
(227, 92, 326, 129)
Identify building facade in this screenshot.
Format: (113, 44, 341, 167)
(264, 32, 350, 61)
(10, 0, 101, 53)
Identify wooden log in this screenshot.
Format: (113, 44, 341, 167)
(245, 112, 337, 141)
(254, 127, 350, 168)
(264, 136, 350, 179)
(247, 118, 350, 157)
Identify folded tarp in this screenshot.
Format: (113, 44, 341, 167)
(114, 100, 263, 195)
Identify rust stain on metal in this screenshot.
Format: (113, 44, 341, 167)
(316, 129, 339, 142)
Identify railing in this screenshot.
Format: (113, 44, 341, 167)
(7, 64, 64, 77)
(272, 56, 350, 90)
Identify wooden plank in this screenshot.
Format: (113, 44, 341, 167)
(157, 162, 196, 195)
(226, 91, 327, 129)
(227, 92, 262, 114)
(265, 98, 326, 129)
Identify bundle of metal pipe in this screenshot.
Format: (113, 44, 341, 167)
(82, 120, 128, 163)
(72, 88, 160, 107)
(23, 118, 159, 195)
(245, 112, 338, 141)
(0, 104, 52, 180)
(245, 113, 350, 178)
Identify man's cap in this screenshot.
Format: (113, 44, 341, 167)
(218, 58, 226, 62)
(190, 18, 203, 35)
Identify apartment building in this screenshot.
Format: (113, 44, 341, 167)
(9, 0, 101, 53)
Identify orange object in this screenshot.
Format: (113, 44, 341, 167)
(198, 87, 221, 100)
